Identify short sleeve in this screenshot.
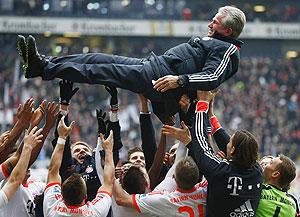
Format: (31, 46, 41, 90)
(0, 189, 8, 208)
(89, 190, 112, 217)
(0, 164, 9, 181)
(133, 192, 169, 216)
(43, 183, 62, 216)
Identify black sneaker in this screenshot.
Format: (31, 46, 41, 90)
(17, 35, 27, 67)
(25, 35, 48, 78)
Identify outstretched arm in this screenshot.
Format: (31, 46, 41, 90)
(98, 131, 115, 194)
(147, 131, 166, 190)
(105, 86, 123, 164)
(29, 102, 59, 166)
(0, 131, 10, 155)
(0, 98, 34, 163)
(188, 90, 228, 179)
(52, 80, 79, 181)
(208, 91, 230, 154)
(47, 117, 74, 184)
(114, 179, 134, 208)
(154, 141, 187, 192)
(1, 127, 43, 205)
(139, 94, 157, 171)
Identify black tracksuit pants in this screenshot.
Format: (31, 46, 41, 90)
(42, 53, 183, 122)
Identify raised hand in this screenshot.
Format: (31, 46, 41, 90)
(45, 102, 59, 130)
(105, 85, 118, 107)
(16, 104, 23, 120)
(59, 80, 79, 105)
(164, 115, 176, 126)
(196, 89, 219, 103)
(162, 121, 191, 145)
(208, 90, 220, 117)
(0, 131, 9, 145)
(179, 94, 190, 113)
(18, 98, 35, 128)
(96, 109, 107, 135)
(115, 166, 124, 179)
(100, 130, 113, 152)
(30, 100, 46, 128)
(23, 126, 44, 150)
(57, 116, 75, 139)
(0, 131, 10, 152)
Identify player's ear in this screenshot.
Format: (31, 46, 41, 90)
(225, 27, 233, 37)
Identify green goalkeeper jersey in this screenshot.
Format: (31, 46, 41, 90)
(256, 184, 296, 217)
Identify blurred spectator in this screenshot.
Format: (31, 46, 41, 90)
(0, 0, 299, 22)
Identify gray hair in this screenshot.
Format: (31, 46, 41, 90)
(218, 6, 246, 38)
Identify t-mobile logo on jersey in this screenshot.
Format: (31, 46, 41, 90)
(227, 176, 242, 196)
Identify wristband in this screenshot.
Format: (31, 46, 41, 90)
(210, 115, 222, 134)
(111, 104, 119, 112)
(110, 111, 118, 122)
(140, 112, 151, 115)
(57, 137, 66, 145)
(195, 101, 209, 113)
(59, 99, 70, 106)
(60, 110, 68, 116)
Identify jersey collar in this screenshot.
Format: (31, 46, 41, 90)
(176, 186, 197, 193)
(212, 33, 244, 47)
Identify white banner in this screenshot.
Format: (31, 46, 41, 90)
(1, 16, 300, 39)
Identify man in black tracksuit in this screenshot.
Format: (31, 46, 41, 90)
(185, 91, 263, 217)
(18, 6, 246, 123)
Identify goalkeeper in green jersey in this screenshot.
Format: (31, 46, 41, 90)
(256, 154, 298, 217)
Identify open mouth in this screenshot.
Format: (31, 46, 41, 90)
(78, 155, 86, 161)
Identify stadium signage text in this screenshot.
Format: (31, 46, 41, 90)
(1, 16, 300, 39)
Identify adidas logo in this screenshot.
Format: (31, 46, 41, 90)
(229, 200, 255, 217)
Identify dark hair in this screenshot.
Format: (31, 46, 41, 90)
(62, 173, 87, 205)
(232, 130, 258, 168)
(175, 157, 199, 190)
(122, 160, 131, 165)
(122, 166, 147, 194)
(34, 193, 44, 217)
(277, 154, 296, 189)
(127, 147, 143, 160)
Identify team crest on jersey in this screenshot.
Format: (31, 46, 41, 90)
(85, 166, 94, 173)
(138, 194, 147, 199)
(53, 186, 60, 193)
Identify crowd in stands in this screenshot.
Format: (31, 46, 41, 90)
(0, 0, 299, 22)
(0, 34, 299, 164)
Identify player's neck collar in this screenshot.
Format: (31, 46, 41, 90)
(213, 33, 244, 46)
(176, 186, 197, 193)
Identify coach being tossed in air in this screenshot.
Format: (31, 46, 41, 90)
(18, 6, 246, 123)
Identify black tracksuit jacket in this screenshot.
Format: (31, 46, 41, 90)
(147, 34, 243, 122)
(187, 106, 263, 217)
